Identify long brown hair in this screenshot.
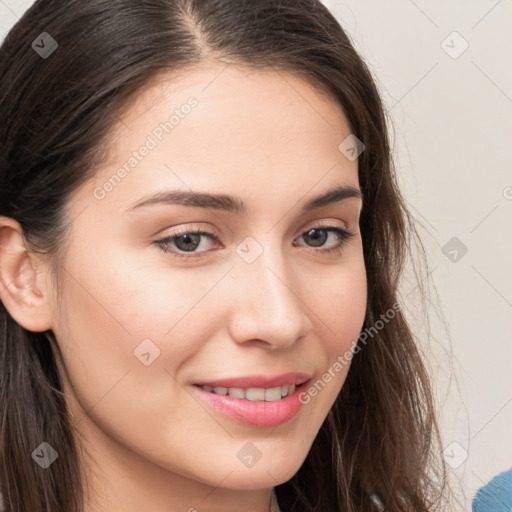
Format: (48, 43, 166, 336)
(0, 1, 450, 510)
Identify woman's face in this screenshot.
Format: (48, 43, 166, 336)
(45, 64, 367, 507)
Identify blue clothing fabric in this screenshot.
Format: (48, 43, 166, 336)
(472, 467, 512, 512)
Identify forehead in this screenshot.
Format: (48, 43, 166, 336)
(107, 63, 352, 157)
(119, 63, 347, 127)
(77, 63, 359, 216)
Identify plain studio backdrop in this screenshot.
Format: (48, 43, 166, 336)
(1, 1, 511, 510)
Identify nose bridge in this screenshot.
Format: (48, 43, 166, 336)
(226, 234, 311, 347)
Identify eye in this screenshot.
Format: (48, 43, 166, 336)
(294, 225, 356, 256)
(153, 224, 356, 260)
(153, 227, 218, 259)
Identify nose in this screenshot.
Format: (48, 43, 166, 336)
(224, 241, 312, 350)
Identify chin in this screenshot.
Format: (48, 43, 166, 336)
(221, 457, 305, 490)
(218, 470, 294, 491)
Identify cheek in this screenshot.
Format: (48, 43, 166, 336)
(51, 246, 194, 415)
(315, 254, 367, 353)
(51, 249, 220, 473)
(51, 241, 230, 414)
(299, 255, 367, 408)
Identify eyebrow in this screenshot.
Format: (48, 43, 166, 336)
(124, 183, 362, 215)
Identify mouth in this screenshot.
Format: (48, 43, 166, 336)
(190, 373, 312, 428)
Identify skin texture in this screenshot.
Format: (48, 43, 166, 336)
(0, 63, 367, 512)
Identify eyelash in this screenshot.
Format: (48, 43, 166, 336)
(153, 224, 356, 260)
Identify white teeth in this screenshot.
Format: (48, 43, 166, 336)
(265, 387, 283, 401)
(199, 384, 297, 400)
(246, 388, 265, 401)
(227, 387, 245, 399)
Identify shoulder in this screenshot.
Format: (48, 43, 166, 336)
(472, 467, 512, 512)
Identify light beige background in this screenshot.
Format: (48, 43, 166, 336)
(1, 1, 511, 510)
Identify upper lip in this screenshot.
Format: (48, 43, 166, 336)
(193, 372, 311, 389)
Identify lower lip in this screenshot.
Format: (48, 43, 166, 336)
(190, 382, 309, 428)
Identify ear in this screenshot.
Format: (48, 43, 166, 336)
(0, 216, 53, 332)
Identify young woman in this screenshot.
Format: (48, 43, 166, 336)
(0, 1, 451, 511)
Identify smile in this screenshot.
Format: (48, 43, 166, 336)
(191, 380, 311, 428)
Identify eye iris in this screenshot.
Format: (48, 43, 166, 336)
(175, 233, 201, 252)
(304, 228, 327, 247)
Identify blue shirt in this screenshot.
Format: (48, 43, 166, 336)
(472, 467, 512, 512)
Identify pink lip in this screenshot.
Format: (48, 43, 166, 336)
(190, 380, 310, 428)
(192, 372, 311, 389)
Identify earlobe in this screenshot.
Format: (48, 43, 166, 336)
(0, 216, 53, 332)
